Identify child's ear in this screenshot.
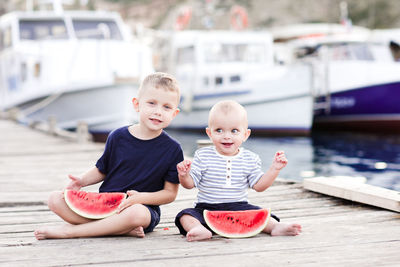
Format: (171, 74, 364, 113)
(243, 128, 251, 142)
(132, 97, 139, 112)
(173, 108, 180, 117)
(205, 127, 212, 138)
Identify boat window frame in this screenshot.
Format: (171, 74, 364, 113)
(18, 19, 69, 40)
(71, 18, 123, 40)
(175, 45, 195, 65)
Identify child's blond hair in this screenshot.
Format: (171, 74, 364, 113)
(138, 72, 180, 103)
(208, 100, 248, 128)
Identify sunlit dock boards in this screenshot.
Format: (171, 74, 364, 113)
(304, 177, 400, 212)
(0, 119, 399, 266)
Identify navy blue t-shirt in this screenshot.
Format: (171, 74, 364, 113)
(96, 126, 183, 194)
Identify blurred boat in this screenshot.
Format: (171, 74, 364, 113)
(154, 30, 313, 135)
(272, 23, 400, 133)
(0, 2, 153, 136)
(371, 29, 400, 61)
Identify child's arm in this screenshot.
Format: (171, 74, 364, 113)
(117, 181, 179, 213)
(67, 167, 105, 190)
(252, 151, 288, 192)
(176, 159, 195, 189)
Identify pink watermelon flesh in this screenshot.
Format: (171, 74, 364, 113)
(64, 190, 126, 219)
(204, 209, 270, 238)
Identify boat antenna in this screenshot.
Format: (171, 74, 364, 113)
(340, 1, 352, 31)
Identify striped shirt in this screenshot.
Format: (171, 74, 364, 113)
(190, 146, 264, 204)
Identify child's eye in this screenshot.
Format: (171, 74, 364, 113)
(164, 105, 172, 110)
(148, 101, 155, 105)
(232, 129, 239, 134)
(215, 128, 223, 133)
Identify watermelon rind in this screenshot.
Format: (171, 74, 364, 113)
(64, 190, 126, 219)
(203, 208, 271, 238)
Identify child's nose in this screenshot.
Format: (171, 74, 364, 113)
(154, 105, 162, 114)
(223, 132, 231, 139)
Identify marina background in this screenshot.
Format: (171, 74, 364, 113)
(1, 0, 400, 193)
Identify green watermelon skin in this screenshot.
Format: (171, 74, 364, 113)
(64, 190, 126, 219)
(203, 209, 270, 238)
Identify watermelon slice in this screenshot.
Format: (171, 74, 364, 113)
(64, 190, 126, 219)
(204, 208, 270, 238)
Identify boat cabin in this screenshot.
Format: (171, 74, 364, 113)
(154, 30, 275, 104)
(0, 10, 152, 110)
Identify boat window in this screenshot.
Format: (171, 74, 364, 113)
(215, 76, 223, 85)
(230, 75, 241, 82)
(19, 20, 68, 40)
(176, 46, 194, 64)
(349, 44, 374, 60)
(72, 20, 122, 40)
(329, 43, 373, 61)
(0, 27, 12, 50)
(204, 43, 265, 63)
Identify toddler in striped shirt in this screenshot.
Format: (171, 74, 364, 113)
(175, 100, 302, 241)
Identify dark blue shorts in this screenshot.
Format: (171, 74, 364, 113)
(143, 205, 160, 233)
(174, 202, 280, 236)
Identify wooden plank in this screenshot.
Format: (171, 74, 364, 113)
(1, 119, 400, 266)
(303, 177, 400, 212)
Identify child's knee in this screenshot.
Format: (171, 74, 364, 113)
(124, 204, 150, 225)
(47, 191, 64, 211)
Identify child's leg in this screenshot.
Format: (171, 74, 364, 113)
(180, 214, 212, 242)
(47, 191, 92, 224)
(35, 204, 151, 239)
(263, 217, 302, 236)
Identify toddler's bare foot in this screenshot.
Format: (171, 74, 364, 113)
(127, 226, 145, 238)
(271, 223, 302, 236)
(186, 225, 212, 242)
(34, 225, 71, 240)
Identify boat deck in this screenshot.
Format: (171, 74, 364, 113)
(0, 119, 399, 266)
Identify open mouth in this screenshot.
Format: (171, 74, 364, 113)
(150, 118, 162, 124)
(222, 142, 233, 148)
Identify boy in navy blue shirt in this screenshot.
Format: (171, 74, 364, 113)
(35, 72, 183, 239)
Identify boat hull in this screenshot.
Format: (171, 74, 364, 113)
(313, 81, 400, 132)
(17, 83, 139, 135)
(169, 93, 313, 135)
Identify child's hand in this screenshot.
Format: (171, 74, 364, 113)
(117, 190, 140, 213)
(272, 151, 288, 170)
(66, 174, 83, 191)
(177, 160, 192, 176)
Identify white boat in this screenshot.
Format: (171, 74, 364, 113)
(371, 28, 400, 61)
(0, 3, 154, 138)
(154, 30, 313, 135)
(272, 23, 400, 132)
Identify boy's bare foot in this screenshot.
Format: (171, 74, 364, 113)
(34, 225, 71, 240)
(127, 226, 145, 238)
(186, 225, 212, 242)
(271, 223, 302, 236)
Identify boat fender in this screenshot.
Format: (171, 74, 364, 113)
(175, 7, 192, 31)
(230, 5, 248, 30)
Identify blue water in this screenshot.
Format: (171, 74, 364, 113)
(167, 129, 400, 191)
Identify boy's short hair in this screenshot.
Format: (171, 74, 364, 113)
(209, 100, 248, 128)
(138, 72, 180, 102)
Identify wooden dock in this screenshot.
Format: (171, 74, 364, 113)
(0, 119, 399, 266)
